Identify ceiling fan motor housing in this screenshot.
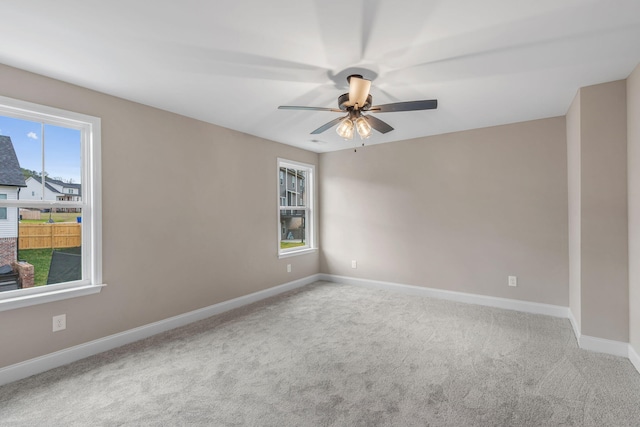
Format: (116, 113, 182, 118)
(338, 93, 372, 111)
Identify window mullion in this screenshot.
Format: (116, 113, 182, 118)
(41, 122, 45, 200)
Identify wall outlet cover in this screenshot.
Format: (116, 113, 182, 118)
(53, 314, 66, 332)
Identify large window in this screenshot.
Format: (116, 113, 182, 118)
(278, 159, 315, 257)
(0, 95, 102, 311)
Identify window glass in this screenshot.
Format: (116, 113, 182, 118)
(0, 194, 6, 220)
(278, 160, 314, 255)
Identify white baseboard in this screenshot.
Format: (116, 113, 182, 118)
(0, 274, 320, 387)
(568, 308, 632, 359)
(578, 334, 630, 358)
(568, 309, 580, 344)
(319, 274, 569, 318)
(628, 344, 640, 374)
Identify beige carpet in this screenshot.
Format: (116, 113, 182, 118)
(1, 281, 639, 426)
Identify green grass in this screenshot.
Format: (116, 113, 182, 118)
(280, 241, 306, 249)
(18, 248, 52, 286)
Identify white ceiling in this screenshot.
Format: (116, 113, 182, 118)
(1, 0, 640, 153)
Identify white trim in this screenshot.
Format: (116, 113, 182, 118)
(0, 284, 105, 313)
(278, 247, 317, 259)
(0, 274, 320, 387)
(568, 309, 580, 343)
(319, 274, 569, 318)
(569, 308, 631, 358)
(629, 344, 640, 374)
(578, 334, 630, 357)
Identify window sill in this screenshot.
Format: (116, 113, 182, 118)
(0, 284, 106, 312)
(278, 247, 317, 259)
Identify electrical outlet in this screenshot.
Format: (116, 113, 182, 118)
(53, 314, 66, 332)
(287, 264, 291, 273)
(508, 276, 517, 287)
(351, 260, 357, 269)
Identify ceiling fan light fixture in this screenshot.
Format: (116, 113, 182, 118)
(336, 117, 354, 140)
(355, 116, 372, 139)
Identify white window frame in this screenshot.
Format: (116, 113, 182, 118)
(277, 158, 315, 258)
(0, 95, 104, 312)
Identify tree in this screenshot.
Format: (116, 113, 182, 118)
(21, 168, 40, 179)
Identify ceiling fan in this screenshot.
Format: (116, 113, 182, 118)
(278, 74, 437, 140)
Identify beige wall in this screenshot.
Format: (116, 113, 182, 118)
(2, 60, 636, 372)
(579, 80, 628, 342)
(629, 64, 640, 352)
(566, 91, 581, 329)
(0, 64, 319, 368)
(319, 118, 569, 306)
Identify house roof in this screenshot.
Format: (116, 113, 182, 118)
(47, 177, 82, 191)
(29, 176, 61, 194)
(0, 135, 27, 187)
(29, 176, 81, 196)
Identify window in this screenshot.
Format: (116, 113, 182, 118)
(0, 95, 103, 311)
(278, 159, 315, 257)
(0, 194, 6, 220)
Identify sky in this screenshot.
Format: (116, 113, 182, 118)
(0, 115, 81, 183)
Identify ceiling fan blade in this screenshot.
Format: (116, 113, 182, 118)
(278, 106, 342, 112)
(311, 116, 347, 134)
(348, 76, 371, 108)
(364, 115, 394, 134)
(369, 99, 438, 112)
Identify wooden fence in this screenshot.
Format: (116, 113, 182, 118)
(19, 209, 41, 220)
(19, 223, 81, 250)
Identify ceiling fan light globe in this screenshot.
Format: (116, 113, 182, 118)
(336, 118, 355, 140)
(355, 117, 372, 139)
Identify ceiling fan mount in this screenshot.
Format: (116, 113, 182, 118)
(337, 93, 372, 111)
(279, 74, 437, 140)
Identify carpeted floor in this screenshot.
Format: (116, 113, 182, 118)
(1, 281, 640, 426)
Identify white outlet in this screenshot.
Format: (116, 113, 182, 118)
(351, 260, 357, 269)
(53, 314, 66, 332)
(287, 264, 291, 273)
(508, 276, 517, 287)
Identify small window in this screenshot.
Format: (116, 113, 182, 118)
(277, 159, 315, 257)
(0, 194, 6, 220)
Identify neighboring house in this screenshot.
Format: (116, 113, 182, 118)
(22, 176, 81, 213)
(0, 135, 27, 266)
(22, 176, 82, 203)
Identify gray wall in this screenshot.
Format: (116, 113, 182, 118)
(566, 79, 630, 343)
(577, 81, 628, 342)
(629, 64, 640, 354)
(319, 118, 569, 306)
(0, 64, 319, 368)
